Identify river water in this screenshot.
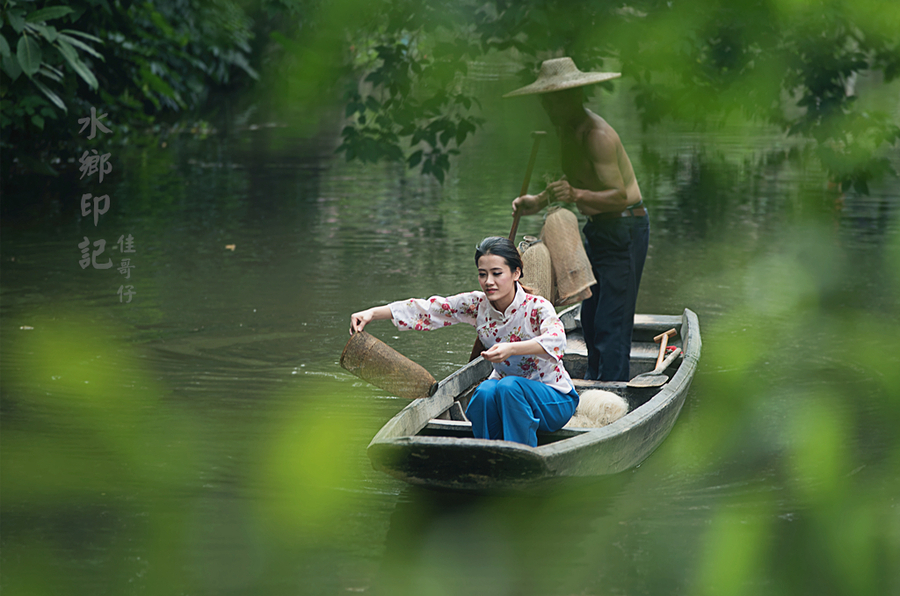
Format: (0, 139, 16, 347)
(2, 70, 899, 595)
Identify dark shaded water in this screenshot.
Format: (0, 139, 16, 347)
(2, 71, 899, 595)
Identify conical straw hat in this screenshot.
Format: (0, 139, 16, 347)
(503, 57, 621, 98)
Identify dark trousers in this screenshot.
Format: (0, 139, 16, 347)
(580, 213, 650, 381)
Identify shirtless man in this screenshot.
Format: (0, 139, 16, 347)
(507, 58, 649, 381)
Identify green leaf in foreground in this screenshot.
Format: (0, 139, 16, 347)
(56, 33, 103, 60)
(55, 39, 98, 89)
(32, 78, 67, 112)
(17, 35, 42, 77)
(2, 54, 23, 80)
(25, 7, 75, 23)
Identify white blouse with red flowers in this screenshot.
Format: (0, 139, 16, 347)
(388, 284, 573, 393)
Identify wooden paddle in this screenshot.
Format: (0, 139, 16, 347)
(627, 346, 682, 388)
(469, 130, 547, 362)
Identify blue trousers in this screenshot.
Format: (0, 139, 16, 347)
(465, 376, 579, 447)
(581, 213, 650, 381)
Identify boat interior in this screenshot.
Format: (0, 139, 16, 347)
(422, 317, 686, 446)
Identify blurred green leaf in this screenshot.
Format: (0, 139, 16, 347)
(16, 34, 41, 76)
(2, 53, 22, 80)
(38, 63, 64, 83)
(695, 506, 770, 596)
(7, 9, 26, 33)
(25, 6, 75, 23)
(0, 32, 10, 58)
(26, 22, 58, 44)
(55, 32, 103, 60)
(57, 28, 103, 44)
(147, 8, 176, 38)
(55, 38, 98, 88)
(139, 64, 181, 103)
(31, 77, 67, 111)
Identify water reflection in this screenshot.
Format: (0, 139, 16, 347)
(377, 477, 631, 596)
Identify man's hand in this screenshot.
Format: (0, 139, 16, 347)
(547, 179, 578, 204)
(511, 193, 545, 217)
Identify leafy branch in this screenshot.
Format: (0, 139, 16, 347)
(337, 42, 483, 182)
(1, 2, 103, 124)
(2, 0, 258, 174)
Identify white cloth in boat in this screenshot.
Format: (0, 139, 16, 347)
(388, 284, 574, 394)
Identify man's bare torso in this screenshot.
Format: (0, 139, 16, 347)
(559, 110, 642, 210)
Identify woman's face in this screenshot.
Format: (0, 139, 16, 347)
(477, 253, 520, 310)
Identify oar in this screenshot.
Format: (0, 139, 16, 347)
(508, 130, 547, 243)
(627, 346, 682, 388)
(468, 130, 546, 362)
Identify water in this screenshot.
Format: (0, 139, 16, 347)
(2, 74, 899, 595)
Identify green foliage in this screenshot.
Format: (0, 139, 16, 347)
(3, 0, 897, 188)
(323, 0, 899, 188)
(330, 0, 491, 181)
(1, 2, 97, 126)
(257, 0, 486, 182)
(1, 0, 257, 171)
(336, 36, 483, 183)
(558, 0, 900, 191)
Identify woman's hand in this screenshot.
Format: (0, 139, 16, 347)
(481, 342, 517, 363)
(350, 309, 372, 335)
(350, 305, 393, 335)
(481, 339, 550, 363)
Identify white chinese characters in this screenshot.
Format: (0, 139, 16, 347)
(74, 108, 138, 303)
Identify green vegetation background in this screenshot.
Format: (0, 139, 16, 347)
(2, 0, 898, 189)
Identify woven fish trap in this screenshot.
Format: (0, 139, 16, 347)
(340, 331, 438, 399)
(541, 206, 595, 306)
(518, 236, 555, 302)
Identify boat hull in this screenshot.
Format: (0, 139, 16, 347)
(367, 308, 701, 492)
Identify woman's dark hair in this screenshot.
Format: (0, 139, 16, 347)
(475, 236, 523, 275)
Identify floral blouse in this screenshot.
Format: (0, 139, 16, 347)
(388, 284, 573, 394)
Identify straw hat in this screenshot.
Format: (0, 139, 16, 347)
(503, 57, 621, 98)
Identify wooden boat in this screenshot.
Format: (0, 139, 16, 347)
(367, 307, 701, 492)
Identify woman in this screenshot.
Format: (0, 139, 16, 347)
(350, 236, 579, 447)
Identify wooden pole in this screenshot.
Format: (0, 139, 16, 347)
(508, 131, 547, 243)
